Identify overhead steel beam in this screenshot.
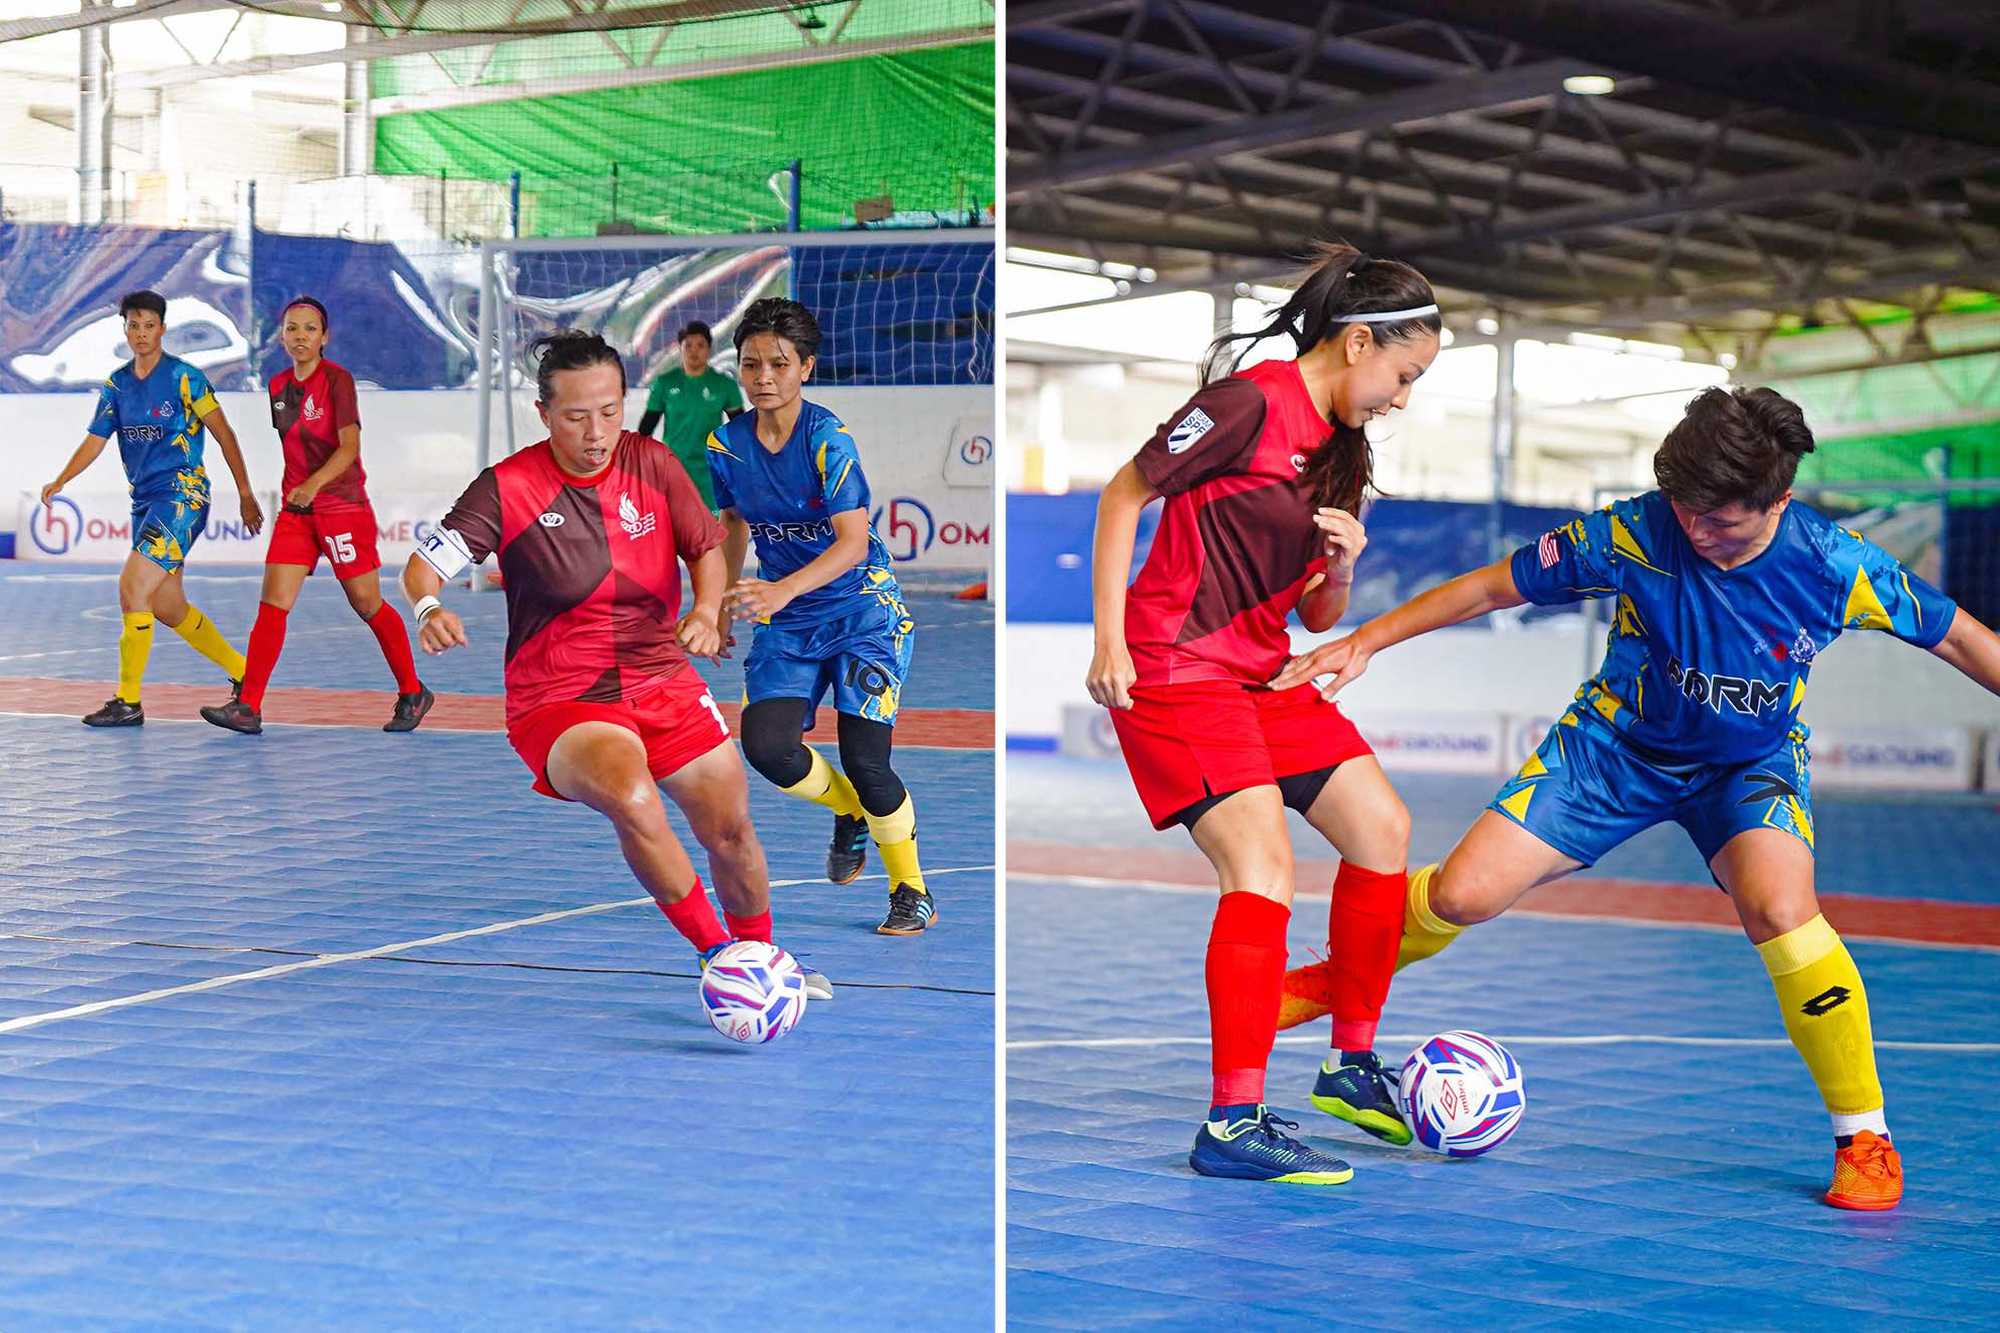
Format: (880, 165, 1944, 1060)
(0, 0, 228, 44)
(117, 0, 783, 89)
(370, 24, 992, 114)
(1017, 59, 1580, 190)
(1009, 0, 1141, 25)
(1356, 0, 2000, 149)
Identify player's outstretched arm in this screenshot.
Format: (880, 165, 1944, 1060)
(726, 508, 869, 622)
(1930, 607, 2000, 696)
(402, 550, 468, 655)
(1086, 461, 1157, 711)
(1270, 557, 1526, 698)
(199, 405, 264, 535)
(42, 434, 109, 504)
(720, 508, 752, 589)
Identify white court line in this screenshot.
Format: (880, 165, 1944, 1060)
(0, 624, 360, 664)
(1009, 1033, 2000, 1052)
(0, 863, 994, 1037)
(1009, 871, 2000, 954)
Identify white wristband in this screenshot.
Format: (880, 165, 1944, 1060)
(412, 595, 443, 623)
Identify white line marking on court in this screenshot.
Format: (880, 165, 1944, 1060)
(1008, 1033, 2000, 1052)
(0, 863, 993, 1037)
(1009, 871, 2000, 954)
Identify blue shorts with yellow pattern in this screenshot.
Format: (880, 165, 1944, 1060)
(744, 594, 915, 725)
(132, 496, 209, 573)
(1489, 710, 1815, 868)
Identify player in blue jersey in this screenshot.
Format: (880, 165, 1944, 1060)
(710, 298, 935, 937)
(1270, 386, 2000, 1211)
(40, 290, 265, 726)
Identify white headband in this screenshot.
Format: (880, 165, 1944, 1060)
(1345, 304, 1440, 323)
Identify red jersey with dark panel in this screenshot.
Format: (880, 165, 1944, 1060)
(1124, 358, 1333, 686)
(441, 432, 724, 723)
(269, 358, 367, 505)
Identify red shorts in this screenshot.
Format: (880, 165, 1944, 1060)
(267, 500, 381, 580)
(1109, 679, 1374, 829)
(506, 669, 731, 801)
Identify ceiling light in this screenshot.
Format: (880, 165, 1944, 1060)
(1719, 352, 1738, 369)
(1475, 316, 1500, 336)
(1563, 74, 1616, 96)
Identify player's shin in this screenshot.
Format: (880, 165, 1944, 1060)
(117, 611, 153, 703)
(1757, 914, 1887, 1140)
(778, 747, 865, 817)
(171, 605, 247, 680)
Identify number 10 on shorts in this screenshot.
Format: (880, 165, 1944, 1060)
(324, 532, 357, 564)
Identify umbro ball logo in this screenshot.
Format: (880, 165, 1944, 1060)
(1166, 407, 1215, 454)
(538, 511, 565, 528)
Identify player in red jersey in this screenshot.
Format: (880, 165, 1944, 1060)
(201, 297, 431, 735)
(1087, 244, 1442, 1183)
(400, 330, 829, 998)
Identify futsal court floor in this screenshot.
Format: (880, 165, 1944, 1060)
(1007, 751, 2000, 1329)
(0, 564, 995, 1330)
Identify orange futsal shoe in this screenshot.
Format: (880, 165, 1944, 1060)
(1277, 960, 1338, 1031)
(1825, 1131, 1902, 1211)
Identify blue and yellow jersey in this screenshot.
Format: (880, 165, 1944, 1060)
(1512, 490, 1956, 766)
(708, 398, 901, 628)
(87, 354, 217, 508)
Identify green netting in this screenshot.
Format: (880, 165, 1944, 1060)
(1792, 419, 2000, 509)
(373, 41, 991, 236)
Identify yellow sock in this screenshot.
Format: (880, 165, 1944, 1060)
(1757, 914, 1886, 1136)
(777, 748, 864, 818)
(117, 612, 154, 703)
(1395, 863, 1463, 972)
(866, 793, 926, 894)
(170, 605, 247, 681)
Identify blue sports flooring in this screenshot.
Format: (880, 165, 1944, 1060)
(0, 565, 995, 1329)
(1007, 753, 2000, 1329)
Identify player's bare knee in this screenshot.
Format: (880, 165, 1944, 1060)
(1429, 867, 1498, 927)
(706, 810, 763, 864)
(345, 588, 383, 618)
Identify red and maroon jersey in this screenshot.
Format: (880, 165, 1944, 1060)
(1124, 358, 1333, 686)
(441, 432, 724, 723)
(270, 358, 367, 506)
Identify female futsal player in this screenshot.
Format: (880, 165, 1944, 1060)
(401, 330, 828, 998)
(712, 298, 935, 937)
(202, 296, 430, 735)
(1271, 385, 2000, 1210)
(1087, 244, 1441, 1184)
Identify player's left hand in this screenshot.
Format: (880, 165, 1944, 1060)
(726, 578, 793, 623)
(1268, 634, 1372, 700)
(676, 608, 726, 659)
(240, 493, 266, 536)
(1315, 507, 1366, 582)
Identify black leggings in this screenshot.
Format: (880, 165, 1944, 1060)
(739, 698, 908, 817)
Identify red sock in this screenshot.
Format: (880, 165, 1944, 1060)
(658, 879, 729, 953)
(366, 602, 422, 694)
(239, 601, 287, 712)
(724, 909, 772, 943)
(1205, 890, 1291, 1108)
(1327, 863, 1407, 1052)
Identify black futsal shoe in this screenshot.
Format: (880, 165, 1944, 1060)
(82, 697, 144, 727)
(200, 698, 263, 735)
(385, 686, 435, 733)
(827, 813, 869, 884)
(876, 884, 937, 936)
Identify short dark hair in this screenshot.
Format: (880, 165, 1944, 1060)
(1654, 386, 1817, 513)
(283, 296, 330, 331)
(678, 320, 713, 345)
(119, 290, 166, 321)
(733, 298, 821, 362)
(529, 329, 626, 403)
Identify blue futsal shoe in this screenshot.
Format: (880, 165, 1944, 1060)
(1311, 1050, 1414, 1146)
(1189, 1106, 1354, 1184)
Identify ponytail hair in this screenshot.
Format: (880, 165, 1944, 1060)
(1203, 242, 1441, 515)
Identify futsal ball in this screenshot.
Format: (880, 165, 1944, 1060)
(699, 941, 807, 1044)
(1399, 1030, 1525, 1157)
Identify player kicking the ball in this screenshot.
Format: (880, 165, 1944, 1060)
(41, 289, 263, 726)
(1272, 385, 2000, 1210)
(402, 330, 829, 999)
(202, 296, 431, 735)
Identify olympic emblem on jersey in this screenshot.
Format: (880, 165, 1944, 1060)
(538, 511, 565, 528)
(618, 492, 656, 539)
(1166, 406, 1216, 454)
(302, 393, 323, 423)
